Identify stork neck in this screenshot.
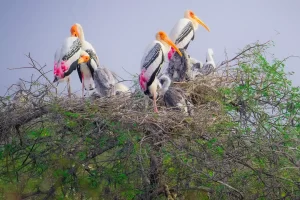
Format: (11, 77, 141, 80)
(207, 52, 213, 62)
(192, 20, 199, 31)
(159, 40, 168, 49)
(78, 27, 85, 42)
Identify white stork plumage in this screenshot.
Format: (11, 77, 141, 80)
(139, 31, 182, 113)
(169, 10, 210, 50)
(115, 83, 130, 96)
(70, 23, 100, 97)
(53, 36, 82, 97)
(191, 48, 216, 78)
(201, 48, 216, 75)
(166, 10, 210, 82)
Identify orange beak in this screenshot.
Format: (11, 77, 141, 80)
(70, 24, 80, 37)
(192, 15, 210, 32)
(162, 37, 182, 57)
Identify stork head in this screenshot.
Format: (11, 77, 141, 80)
(70, 23, 84, 40)
(156, 31, 182, 57)
(78, 51, 90, 64)
(184, 10, 210, 32)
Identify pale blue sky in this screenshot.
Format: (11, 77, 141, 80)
(0, 0, 299, 95)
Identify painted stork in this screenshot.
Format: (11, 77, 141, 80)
(139, 31, 182, 113)
(70, 23, 100, 97)
(158, 74, 194, 115)
(166, 10, 210, 82)
(115, 83, 130, 96)
(190, 48, 216, 78)
(200, 48, 216, 75)
(53, 36, 82, 97)
(169, 10, 210, 50)
(93, 67, 117, 97)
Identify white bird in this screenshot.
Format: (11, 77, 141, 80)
(200, 48, 216, 76)
(158, 74, 194, 115)
(70, 23, 100, 97)
(53, 36, 82, 97)
(166, 10, 210, 82)
(75, 50, 98, 97)
(115, 83, 130, 96)
(139, 31, 182, 113)
(169, 10, 210, 50)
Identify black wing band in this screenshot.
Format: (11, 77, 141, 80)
(87, 60, 95, 80)
(77, 65, 82, 83)
(64, 60, 79, 77)
(62, 38, 81, 61)
(175, 21, 194, 45)
(144, 53, 164, 95)
(142, 43, 161, 70)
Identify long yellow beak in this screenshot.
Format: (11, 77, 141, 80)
(78, 57, 85, 64)
(163, 37, 182, 57)
(193, 16, 210, 32)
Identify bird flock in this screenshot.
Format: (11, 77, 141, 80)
(53, 10, 216, 113)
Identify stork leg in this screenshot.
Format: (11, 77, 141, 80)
(67, 77, 71, 98)
(144, 95, 149, 111)
(153, 92, 158, 113)
(81, 73, 84, 98)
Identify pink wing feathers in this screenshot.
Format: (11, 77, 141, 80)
(168, 47, 176, 60)
(139, 69, 148, 91)
(53, 47, 65, 79)
(53, 37, 82, 81)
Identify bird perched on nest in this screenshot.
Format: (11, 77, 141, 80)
(139, 31, 182, 113)
(70, 23, 100, 97)
(53, 36, 82, 97)
(115, 83, 130, 96)
(190, 48, 216, 79)
(201, 48, 216, 75)
(158, 74, 194, 115)
(166, 10, 210, 82)
(169, 10, 210, 50)
(93, 67, 123, 98)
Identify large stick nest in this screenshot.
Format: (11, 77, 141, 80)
(0, 70, 229, 146)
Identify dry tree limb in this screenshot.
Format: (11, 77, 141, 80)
(7, 53, 58, 96)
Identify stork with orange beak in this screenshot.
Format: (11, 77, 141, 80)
(61, 50, 96, 97)
(167, 10, 210, 82)
(169, 10, 210, 50)
(139, 31, 182, 113)
(70, 23, 100, 97)
(70, 23, 100, 68)
(53, 36, 82, 97)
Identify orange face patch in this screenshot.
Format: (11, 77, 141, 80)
(82, 55, 90, 62)
(158, 31, 167, 40)
(189, 11, 195, 18)
(70, 24, 80, 37)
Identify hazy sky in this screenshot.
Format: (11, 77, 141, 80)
(0, 0, 299, 96)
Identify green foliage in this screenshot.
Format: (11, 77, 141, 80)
(0, 42, 299, 199)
